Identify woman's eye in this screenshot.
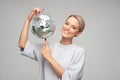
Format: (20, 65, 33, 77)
(65, 22, 69, 25)
(72, 26, 76, 29)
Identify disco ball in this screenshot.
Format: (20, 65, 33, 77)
(31, 14, 55, 39)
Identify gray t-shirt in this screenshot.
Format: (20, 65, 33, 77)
(20, 41, 85, 80)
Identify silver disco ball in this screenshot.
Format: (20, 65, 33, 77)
(31, 14, 55, 39)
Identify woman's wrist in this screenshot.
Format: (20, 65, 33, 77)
(47, 56, 64, 78)
(26, 15, 32, 22)
(46, 55, 53, 63)
(25, 17, 31, 23)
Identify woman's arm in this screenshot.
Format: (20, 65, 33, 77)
(18, 7, 43, 49)
(48, 55, 65, 78)
(18, 19, 30, 49)
(40, 40, 85, 79)
(40, 40, 64, 78)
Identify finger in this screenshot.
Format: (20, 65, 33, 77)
(31, 8, 42, 15)
(40, 49, 42, 54)
(45, 39, 49, 46)
(40, 47, 44, 53)
(34, 7, 44, 14)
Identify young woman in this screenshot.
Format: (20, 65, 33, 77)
(18, 7, 85, 80)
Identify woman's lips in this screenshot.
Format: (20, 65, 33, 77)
(64, 30, 70, 34)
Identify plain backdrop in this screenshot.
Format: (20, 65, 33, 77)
(0, 0, 120, 80)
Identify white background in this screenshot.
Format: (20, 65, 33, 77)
(0, 0, 120, 80)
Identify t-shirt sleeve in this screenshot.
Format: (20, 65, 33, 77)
(20, 41, 39, 61)
(61, 48, 85, 80)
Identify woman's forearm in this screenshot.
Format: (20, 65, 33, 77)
(48, 57, 64, 79)
(18, 19, 30, 48)
(18, 7, 43, 49)
(40, 40, 65, 78)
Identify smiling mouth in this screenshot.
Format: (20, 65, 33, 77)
(64, 29, 71, 34)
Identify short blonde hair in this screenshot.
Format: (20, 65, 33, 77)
(67, 15, 85, 32)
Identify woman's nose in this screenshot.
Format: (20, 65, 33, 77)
(66, 25, 70, 30)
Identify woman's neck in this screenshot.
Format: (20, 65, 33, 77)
(60, 37, 73, 45)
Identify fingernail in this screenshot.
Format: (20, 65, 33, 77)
(45, 38, 46, 40)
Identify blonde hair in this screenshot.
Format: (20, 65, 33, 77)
(67, 15, 85, 32)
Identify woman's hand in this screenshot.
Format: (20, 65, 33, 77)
(40, 39, 64, 78)
(27, 7, 44, 22)
(40, 39, 52, 61)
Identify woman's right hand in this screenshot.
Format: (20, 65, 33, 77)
(18, 7, 43, 49)
(27, 7, 44, 22)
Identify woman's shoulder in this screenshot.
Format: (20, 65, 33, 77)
(74, 44, 85, 51)
(73, 44, 85, 56)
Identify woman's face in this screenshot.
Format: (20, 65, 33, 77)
(61, 17, 80, 39)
